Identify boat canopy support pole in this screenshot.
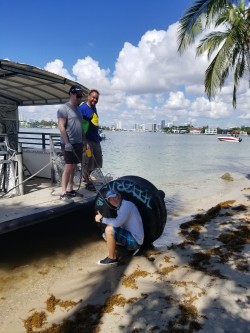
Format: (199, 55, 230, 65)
(16, 143, 24, 195)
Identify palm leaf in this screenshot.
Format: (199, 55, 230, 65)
(177, 0, 234, 53)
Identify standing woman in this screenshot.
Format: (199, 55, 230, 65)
(79, 89, 103, 191)
(57, 85, 84, 203)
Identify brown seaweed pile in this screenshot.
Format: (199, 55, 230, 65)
(177, 201, 249, 276)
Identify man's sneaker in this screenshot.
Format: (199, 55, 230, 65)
(60, 193, 74, 203)
(127, 247, 141, 256)
(97, 257, 118, 266)
(66, 190, 83, 198)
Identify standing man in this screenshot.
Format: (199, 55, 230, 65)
(57, 85, 84, 203)
(79, 89, 102, 191)
(95, 190, 144, 266)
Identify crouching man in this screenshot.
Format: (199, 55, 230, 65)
(95, 190, 144, 266)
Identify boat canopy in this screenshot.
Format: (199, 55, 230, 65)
(0, 59, 89, 107)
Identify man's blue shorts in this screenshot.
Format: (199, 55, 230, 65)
(112, 227, 139, 250)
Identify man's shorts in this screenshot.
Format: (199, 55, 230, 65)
(82, 141, 103, 173)
(61, 143, 83, 164)
(112, 227, 139, 250)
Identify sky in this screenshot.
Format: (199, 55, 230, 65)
(1, 0, 250, 129)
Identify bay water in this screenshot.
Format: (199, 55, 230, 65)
(100, 131, 250, 245)
(21, 128, 250, 245)
(101, 131, 249, 202)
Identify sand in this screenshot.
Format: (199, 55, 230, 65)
(0, 177, 249, 333)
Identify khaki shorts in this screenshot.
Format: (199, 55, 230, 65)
(82, 141, 102, 173)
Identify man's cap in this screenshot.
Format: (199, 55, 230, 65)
(105, 189, 118, 200)
(69, 85, 84, 96)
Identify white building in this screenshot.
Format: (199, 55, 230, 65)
(190, 128, 202, 134)
(205, 128, 217, 135)
(116, 121, 122, 130)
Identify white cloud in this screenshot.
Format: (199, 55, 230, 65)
(111, 24, 208, 94)
(190, 97, 231, 119)
(73, 57, 111, 94)
(20, 22, 250, 128)
(164, 91, 190, 110)
(44, 59, 74, 80)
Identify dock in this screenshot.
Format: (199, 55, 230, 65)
(0, 178, 97, 234)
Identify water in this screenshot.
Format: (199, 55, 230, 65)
(101, 131, 249, 209)
(100, 131, 250, 246)
(20, 128, 250, 245)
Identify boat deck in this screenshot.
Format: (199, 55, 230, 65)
(0, 177, 97, 234)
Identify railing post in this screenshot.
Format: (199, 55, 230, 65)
(42, 133, 46, 149)
(17, 143, 24, 195)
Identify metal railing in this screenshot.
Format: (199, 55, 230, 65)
(18, 131, 60, 149)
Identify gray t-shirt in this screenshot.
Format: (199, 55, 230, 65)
(57, 102, 83, 144)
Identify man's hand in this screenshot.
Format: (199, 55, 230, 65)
(95, 211, 103, 223)
(65, 143, 73, 152)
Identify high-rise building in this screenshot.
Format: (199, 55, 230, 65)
(143, 123, 157, 132)
(116, 121, 122, 130)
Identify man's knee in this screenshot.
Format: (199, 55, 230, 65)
(105, 225, 114, 235)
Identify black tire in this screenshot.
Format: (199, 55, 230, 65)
(95, 175, 167, 245)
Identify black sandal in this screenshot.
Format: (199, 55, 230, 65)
(86, 183, 96, 192)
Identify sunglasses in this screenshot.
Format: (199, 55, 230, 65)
(76, 95, 83, 98)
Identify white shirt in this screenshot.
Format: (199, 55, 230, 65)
(103, 199, 144, 245)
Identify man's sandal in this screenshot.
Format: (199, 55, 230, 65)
(85, 183, 96, 192)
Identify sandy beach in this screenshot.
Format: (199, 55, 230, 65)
(0, 176, 249, 333)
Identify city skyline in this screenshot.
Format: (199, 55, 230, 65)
(20, 117, 247, 132)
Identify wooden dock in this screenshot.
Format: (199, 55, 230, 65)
(0, 178, 97, 234)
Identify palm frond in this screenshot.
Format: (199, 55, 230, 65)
(204, 33, 247, 107)
(204, 31, 238, 97)
(196, 31, 229, 58)
(232, 51, 246, 107)
(177, 0, 250, 107)
(177, 0, 233, 54)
